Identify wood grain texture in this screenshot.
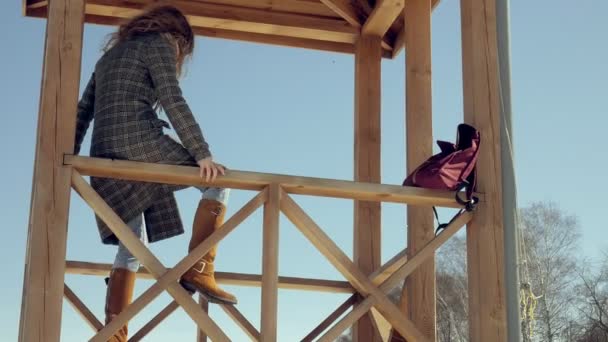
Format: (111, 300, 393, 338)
(353, 33, 383, 342)
(398, 0, 437, 340)
(460, 0, 507, 340)
(261, 184, 281, 341)
(65, 155, 464, 208)
(19, 1, 85, 341)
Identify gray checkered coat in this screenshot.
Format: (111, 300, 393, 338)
(74, 33, 211, 245)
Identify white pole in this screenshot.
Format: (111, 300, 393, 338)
(496, 0, 522, 340)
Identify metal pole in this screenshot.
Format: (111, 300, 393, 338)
(496, 0, 522, 341)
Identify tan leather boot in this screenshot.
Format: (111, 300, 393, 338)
(180, 199, 238, 305)
(105, 268, 136, 342)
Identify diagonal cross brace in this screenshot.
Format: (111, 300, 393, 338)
(279, 190, 430, 342)
(320, 210, 473, 340)
(72, 171, 266, 341)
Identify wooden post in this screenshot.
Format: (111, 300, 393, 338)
(197, 295, 209, 342)
(19, 1, 85, 341)
(395, 0, 437, 341)
(260, 184, 281, 341)
(353, 34, 382, 342)
(460, 0, 507, 341)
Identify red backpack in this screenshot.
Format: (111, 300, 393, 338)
(403, 123, 480, 232)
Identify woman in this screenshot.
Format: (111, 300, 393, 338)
(73, 5, 236, 341)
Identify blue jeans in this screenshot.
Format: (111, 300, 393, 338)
(113, 187, 230, 272)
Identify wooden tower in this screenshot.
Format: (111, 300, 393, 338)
(18, 0, 507, 341)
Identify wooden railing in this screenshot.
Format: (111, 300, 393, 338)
(63, 155, 473, 342)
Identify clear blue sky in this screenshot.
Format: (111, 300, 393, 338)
(1, 0, 607, 341)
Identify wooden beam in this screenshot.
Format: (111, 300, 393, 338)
(353, 34, 383, 342)
(301, 294, 357, 342)
(65, 261, 354, 293)
(65, 156, 464, 208)
(18, 1, 85, 341)
(320, 212, 473, 341)
(460, 0, 507, 340)
(129, 301, 180, 342)
(280, 192, 430, 342)
(82, 0, 359, 44)
(362, 0, 404, 37)
(391, 0, 440, 59)
(320, 0, 366, 27)
(319, 299, 374, 342)
(394, 0, 437, 341)
(63, 284, 103, 332)
(71, 172, 231, 342)
(369, 249, 407, 286)
(261, 184, 281, 341)
(197, 296, 209, 342)
(220, 305, 261, 341)
(194, 27, 359, 55)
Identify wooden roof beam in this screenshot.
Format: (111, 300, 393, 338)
(318, 0, 394, 51)
(391, 0, 441, 58)
(319, 0, 366, 27)
(362, 0, 405, 37)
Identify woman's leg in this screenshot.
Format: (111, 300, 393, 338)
(113, 214, 147, 272)
(106, 215, 146, 342)
(180, 187, 238, 304)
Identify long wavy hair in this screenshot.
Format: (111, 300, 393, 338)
(104, 4, 194, 77)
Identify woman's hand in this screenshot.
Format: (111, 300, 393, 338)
(197, 157, 226, 182)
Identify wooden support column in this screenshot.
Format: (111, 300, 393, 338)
(197, 295, 209, 342)
(353, 34, 382, 342)
(19, 1, 85, 341)
(460, 0, 507, 340)
(260, 184, 281, 341)
(394, 0, 436, 341)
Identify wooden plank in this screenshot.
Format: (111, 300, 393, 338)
(460, 0, 507, 340)
(193, 27, 359, 55)
(18, 1, 85, 341)
(65, 155, 464, 208)
(398, 0, 437, 341)
(70, 172, 230, 342)
(369, 249, 407, 286)
(197, 295, 209, 342)
(320, 212, 473, 340)
(280, 192, 429, 342)
(25, 0, 341, 17)
(63, 284, 103, 332)
(66, 261, 354, 293)
(220, 305, 261, 341)
(353, 33, 383, 342)
(362, 0, 404, 37)
(318, 298, 374, 342)
(319, 0, 366, 26)
(193, 0, 340, 17)
(301, 294, 357, 342)
(369, 308, 392, 341)
(261, 184, 281, 341)
(26, 4, 395, 58)
(83, 0, 359, 44)
(129, 301, 180, 342)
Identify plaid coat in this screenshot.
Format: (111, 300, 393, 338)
(74, 33, 211, 245)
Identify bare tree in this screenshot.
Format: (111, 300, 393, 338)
(519, 202, 581, 342)
(571, 254, 608, 342)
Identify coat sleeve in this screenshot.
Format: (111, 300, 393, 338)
(74, 73, 96, 155)
(143, 35, 211, 162)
